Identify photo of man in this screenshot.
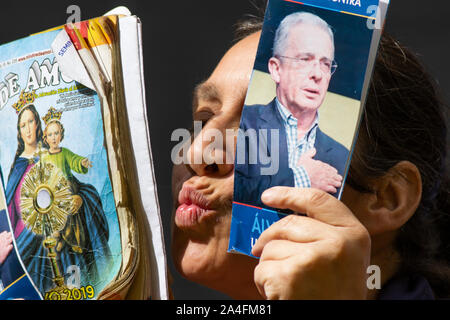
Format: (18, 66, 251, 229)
(234, 11, 349, 210)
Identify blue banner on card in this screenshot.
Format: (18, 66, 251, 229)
(228, 203, 287, 257)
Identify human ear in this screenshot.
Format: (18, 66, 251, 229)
(268, 57, 281, 84)
(354, 161, 422, 236)
(342, 161, 422, 236)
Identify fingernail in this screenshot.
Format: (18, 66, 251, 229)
(261, 189, 275, 203)
(251, 242, 261, 257)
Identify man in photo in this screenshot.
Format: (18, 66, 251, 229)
(235, 11, 349, 209)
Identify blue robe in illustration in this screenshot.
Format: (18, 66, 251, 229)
(5, 156, 112, 295)
(0, 163, 41, 300)
(0, 163, 23, 293)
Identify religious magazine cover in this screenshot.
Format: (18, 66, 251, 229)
(229, 0, 390, 257)
(0, 8, 168, 300)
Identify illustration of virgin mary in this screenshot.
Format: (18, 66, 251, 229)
(5, 91, 112, 296)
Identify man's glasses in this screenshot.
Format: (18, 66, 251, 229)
(277, 54, 338, 75)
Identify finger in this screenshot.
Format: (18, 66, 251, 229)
(261, 186, 360, 227)
(300, 148, 316, 159)
(323, 185, 337, 194)
(324, 165, 338, 175)
(251, 214, 332, 257)
(254, 259, 278, 300)
(332, 180, 342, 188)
(330, 177, 342, 188)
(331, 174, 343, 183)
(258, 239, 311, 262)
(0, 231, 11, 243)
(298, 149, 315, 165)
(254, 253, 313, 300)
(316, 161, 338, 174)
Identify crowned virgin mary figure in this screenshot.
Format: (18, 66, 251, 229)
(5, 91, 112, 297)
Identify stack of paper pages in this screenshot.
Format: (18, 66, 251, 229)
(0, 7, 168, 300)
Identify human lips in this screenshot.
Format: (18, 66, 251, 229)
(25, 134, 34, 143)
(175, 185, 214, 228)
(302, 87, 320, 97)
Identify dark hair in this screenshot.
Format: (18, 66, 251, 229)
(12, 104, 44, 168)
(233, 0, 266, 43)
(43, 120, 65, 150)
(348, 34, 450, 297)
(235, 8, 450, 297)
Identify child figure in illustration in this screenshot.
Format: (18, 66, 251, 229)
(43, 108, 92, 222)
(41, 107, 112, 288)
(42, 107, 92, 253)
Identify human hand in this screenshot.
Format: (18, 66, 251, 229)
(81, 158, 93, 169)
(71, 195, 83, 214)
(297, 148, 342, 194)
(0, 231, 13, 265)
(252, 187, 371, 300)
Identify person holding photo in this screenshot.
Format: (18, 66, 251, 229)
(172, 13, 450, 299)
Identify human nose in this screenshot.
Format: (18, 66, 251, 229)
(186, 126, 235, 177)
(309, 59, 323, 80)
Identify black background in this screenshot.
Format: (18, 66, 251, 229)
(1, 0, 449, 300)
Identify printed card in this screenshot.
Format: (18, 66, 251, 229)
(229, 0, 390, 257)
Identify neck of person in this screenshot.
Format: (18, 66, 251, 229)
(366, 232, 401, 300)
(49, 147, 62, 154)
(21, 142, 38, 159)
(278, 98, 318, 140)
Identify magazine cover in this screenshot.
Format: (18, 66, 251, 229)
(229, 0, 390, 257)
(0, 29, 122, 299)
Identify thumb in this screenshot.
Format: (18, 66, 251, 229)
(307, 148, 317, 158)
(261, 186, 360, 228)
(298, 148, 316, 164)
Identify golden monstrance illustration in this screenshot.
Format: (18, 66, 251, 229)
(19, 145, 75, 298)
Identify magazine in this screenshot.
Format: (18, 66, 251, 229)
(228, 0, 390, 257)
(0, 8, 168, 300)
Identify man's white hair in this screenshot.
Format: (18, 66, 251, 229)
(273, 11, 335, 58)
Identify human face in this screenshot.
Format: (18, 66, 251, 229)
(45, 122, 62, 152)
(270, 23, 334, 115)
(171, 32, 261, 299)
(19, 109, 38, 148)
